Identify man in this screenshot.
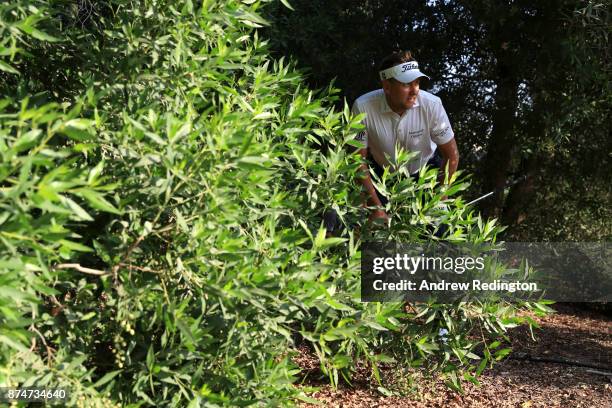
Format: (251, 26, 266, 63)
(353, 50, 459, 223)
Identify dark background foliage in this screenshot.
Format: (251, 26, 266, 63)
(264, 0, 611, 240)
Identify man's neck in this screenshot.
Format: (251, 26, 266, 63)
(391, 107, 406, 116)
(384, 96, 406, 116)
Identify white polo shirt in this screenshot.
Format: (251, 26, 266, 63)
(352, 89, 454, 174)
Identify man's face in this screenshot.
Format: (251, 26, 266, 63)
(382, 77, 420, 113)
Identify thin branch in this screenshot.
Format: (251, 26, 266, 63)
(155, 215, 199, 234)
(119, 263, 161, 274)
(111, 207, 166, 282)
(404, 302, 418, 314)
(54, 263, 109, 276)
(29, 325, 54, 359)
(111, 235, 145, 281)
(49, 295, 63, 308)
(29, 335, 36, 352)
(55, 262, 161, 276)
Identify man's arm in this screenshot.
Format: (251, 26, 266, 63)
(351, 100, 388, 223)
(436, 138, 459, 184)
(357, 148, 389, 222)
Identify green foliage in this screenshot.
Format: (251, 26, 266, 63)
(1, 1, 546, 406)
(0, 99, 119, 407)
(0, 1, 57, 75)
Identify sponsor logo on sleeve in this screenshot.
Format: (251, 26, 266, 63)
(432, 126, 451, 141)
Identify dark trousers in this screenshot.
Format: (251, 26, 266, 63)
(323, 150, 443, 232)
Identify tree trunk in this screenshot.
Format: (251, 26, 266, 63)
(501, 153, 542, 229)
(480, 48, 519, 219)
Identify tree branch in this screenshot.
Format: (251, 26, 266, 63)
(54, 263, 109, 276)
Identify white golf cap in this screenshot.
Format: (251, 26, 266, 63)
(379, 61, 430, 83)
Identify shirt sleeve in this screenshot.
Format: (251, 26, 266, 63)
(430, 100, 454, 145)
(351, 101, 368, 149)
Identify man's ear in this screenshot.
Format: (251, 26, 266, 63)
(381, 79, 391, 93)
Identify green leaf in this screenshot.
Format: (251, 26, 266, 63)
(445, 371, 462, 392)
(176, 319, 195, 343)
(463, 372, 480, 386)
(174, 209, 189, 233)
(494, 348, 512, 360)
(59, 239, 93, 252)
(371, 354, 396, 363)
(87, 161, 105, 184)
(0, 60, 19, 74)
(146, 345, 155, 369)
(314, 233, 346, 250)
(0, 334, 28, 352)
(280, 0, 295, 11)
(186, 398, 201, 408)
(476, 357, 488, 376)
(93, 370, 122, 388)
(81, 312, 96, 321)
(488, 341, 501, 349)
(465, 352, 481, 360)
(235, 10, 269, 26)
(63, 196, 94, 221)
(371, 363, 381, 384)
(19, 23, 61, 42)
(30, 283, 59, 296)
(323, 326, 357, 341)
(237, 156, 273, 170)
(65, 355, 88, 371)
(363, 320, 388, 331)
(326, 299, 355, 312)
(14, 129, 42, 152)
(65, 119, 93, 129)
(296, 394, 322, 405)
(77, 189, 121, 214)
(0, 287, 29, 301)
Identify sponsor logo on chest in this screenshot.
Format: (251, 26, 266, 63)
(408, 128, 424, 138)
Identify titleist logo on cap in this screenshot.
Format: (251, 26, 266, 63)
(379, 61, 420, 80)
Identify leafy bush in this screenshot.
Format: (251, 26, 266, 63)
(1, 1, 545, 406)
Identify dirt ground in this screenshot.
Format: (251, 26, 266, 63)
(295, 304, 611, 408)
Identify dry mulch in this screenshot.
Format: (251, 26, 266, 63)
(295, 304, 611, 407)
